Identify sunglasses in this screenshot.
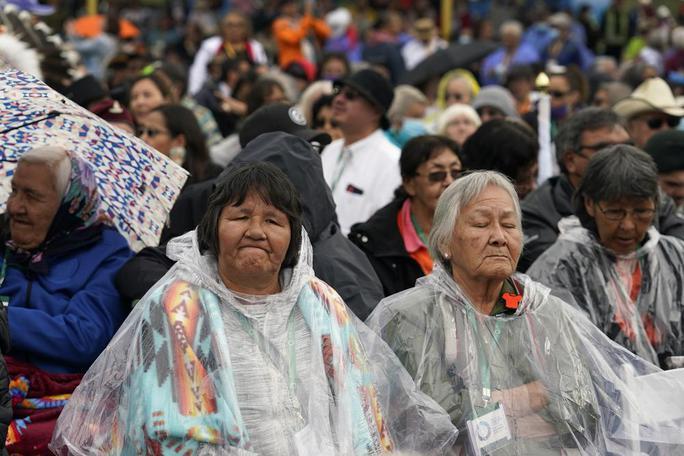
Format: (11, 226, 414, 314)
(418, 169, 462, 183)
(136, 126, 170, 138)
(335, 86, 361, 101)
(645, 116, 680, 130)
(549, 90, 569, 99)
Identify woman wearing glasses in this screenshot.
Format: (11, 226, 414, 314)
(350, 135, 462, 296)
(137, 104, 222, 186)
(528, 145, 684, 369)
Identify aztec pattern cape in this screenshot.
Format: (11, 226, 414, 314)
(50, 230, 457, 455)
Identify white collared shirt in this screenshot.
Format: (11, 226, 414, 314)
(321, 129, 401, 235)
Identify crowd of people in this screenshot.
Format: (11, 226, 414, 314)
(2, 0, 684, 454)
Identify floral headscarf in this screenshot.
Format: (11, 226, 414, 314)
(6, 154, 111, 274)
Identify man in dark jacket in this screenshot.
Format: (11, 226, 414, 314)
(116, 119, 384, 320)
(520, 107, 684, 271)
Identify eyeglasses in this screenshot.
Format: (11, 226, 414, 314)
(136, 126, 170, 138)
(596, 203, 656, 222)
(645, 116, 680, 130)
(550, 90, 569, 99)
(578, 140, 635, 153)
(334, 86, 361, 101)
(417, 169, 461, 183)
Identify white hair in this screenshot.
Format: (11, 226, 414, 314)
(500, 20, 523, 38)
(436, 103, 481, 134)
(672, 27, 684, 50)
(428, 171, 522, 268)
(388, 85, 428, 123)
(296, 80, 334, 124)
(18, 146, 71, 198)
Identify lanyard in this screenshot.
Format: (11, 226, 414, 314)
(330, 147, 352, 193)
(233, 307, 298, 395)
(409, 210, 429, 246)
(466, 308, 504, 405)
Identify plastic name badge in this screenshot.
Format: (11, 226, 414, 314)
(466, 403, 512, 456)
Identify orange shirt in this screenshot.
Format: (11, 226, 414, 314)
(272, 15, 331, 68)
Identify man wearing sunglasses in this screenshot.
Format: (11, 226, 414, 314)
(321, 69, 401, 235)
(613, 77, 684, 148)
(519, 107, 684, 271)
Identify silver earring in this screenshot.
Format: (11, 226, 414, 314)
(443, 252, 450, 260)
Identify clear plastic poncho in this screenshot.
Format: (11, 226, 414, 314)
(527, 217, 684, 367)
(49, 230, 458, 455)
(366, 262, 684, 455)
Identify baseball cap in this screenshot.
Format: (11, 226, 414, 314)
(239, 103, 332, 148)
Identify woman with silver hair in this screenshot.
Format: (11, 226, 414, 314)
(386, 85, 429, 147)
(51, 161, 457, 455)
(368, 170, 684, 454)
(436, 103, 481, 147)
(1, 146, 132, 452)
(528, 145, 684, 369)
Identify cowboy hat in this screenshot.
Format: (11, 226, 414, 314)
(613, 77, 684, 119)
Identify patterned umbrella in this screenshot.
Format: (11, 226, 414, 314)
(0, 68, 188, 251)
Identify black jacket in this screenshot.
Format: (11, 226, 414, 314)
(349, 198, 425, 297)
(116, 133, 384, 320)
(520, 174, 684, 271)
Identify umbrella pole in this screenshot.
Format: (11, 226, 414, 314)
(87, 0, 97, 16)
(441, 0, 452, 42)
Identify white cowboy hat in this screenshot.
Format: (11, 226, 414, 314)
(613, 77, 684, 119)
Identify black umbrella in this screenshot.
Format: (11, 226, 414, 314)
(399, 41, 498, 87)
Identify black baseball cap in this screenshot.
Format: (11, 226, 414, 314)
(239, 103, 332, 148)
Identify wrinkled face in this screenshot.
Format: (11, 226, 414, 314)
(445, 78, 472, 106)
(217, 192, 292, 284)
(445, 114, 478, 146)
(137, 111, 182, 157)
(7, 161, 62, 250)
(404, 148, 462, 214)
(658, 170, 684, 207)
(332, 86, 381, 132)
(627, 111, 679, 148)
(130, 79, 166, 120)
(585, 197, 656, 255)
(447, 185, 522, 282)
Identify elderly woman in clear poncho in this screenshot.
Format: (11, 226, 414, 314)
(50, 162, 457, 455)
(528, 145, 684, 369)
(366, 170, 684, 455)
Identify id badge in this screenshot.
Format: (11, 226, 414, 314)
(466, 403, 512, 456)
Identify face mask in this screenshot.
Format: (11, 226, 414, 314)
(392, 118, 428, 147)
(551, 104, 569, 121)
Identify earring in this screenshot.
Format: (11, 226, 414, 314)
(443, 252, 450, 260)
